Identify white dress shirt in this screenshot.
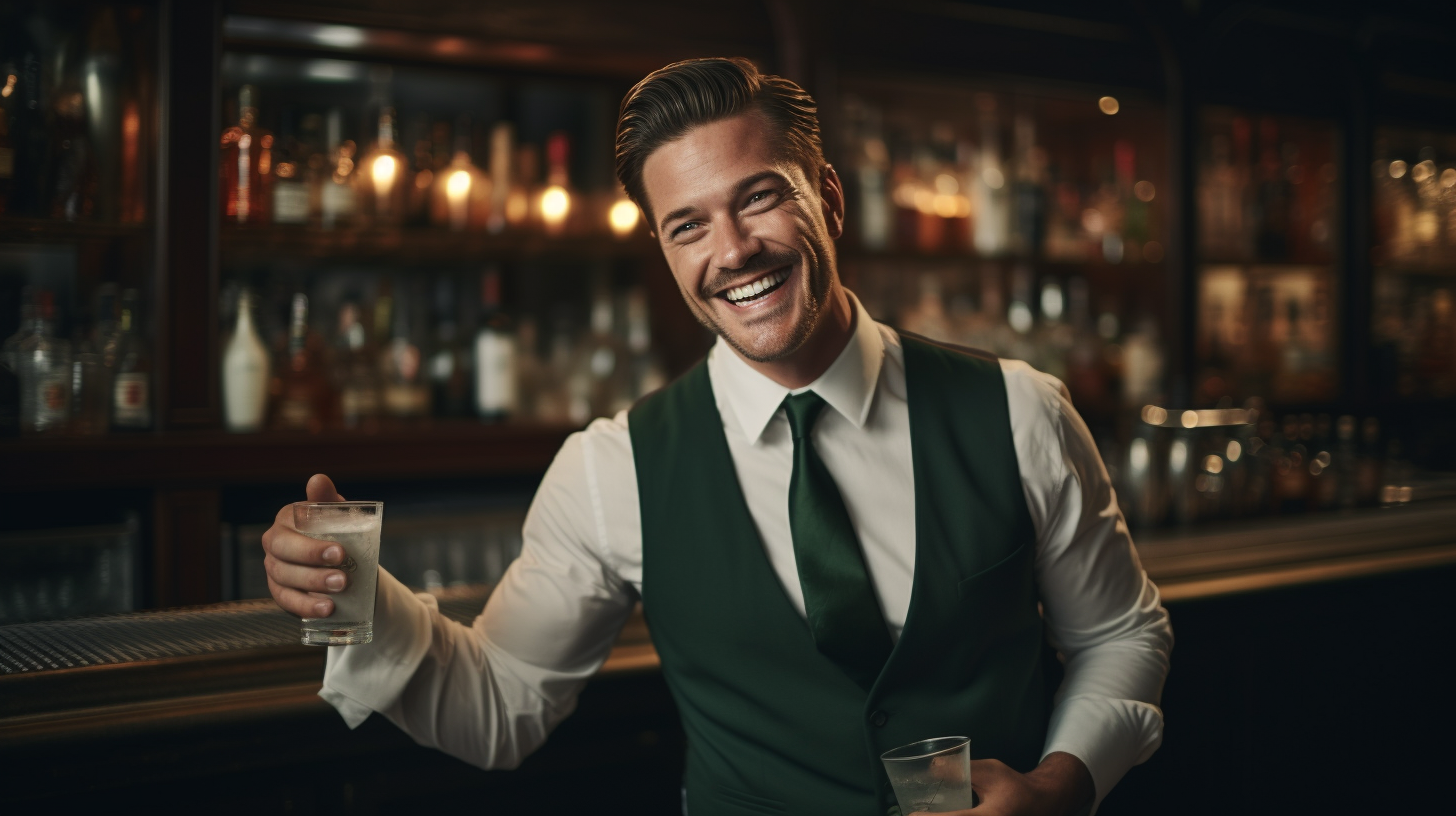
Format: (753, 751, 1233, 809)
(321, 293, 1173, 812)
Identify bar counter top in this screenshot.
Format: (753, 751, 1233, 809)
(3, 500, 1454, 741)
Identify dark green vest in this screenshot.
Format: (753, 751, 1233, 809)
(630, 335, 1049, 816)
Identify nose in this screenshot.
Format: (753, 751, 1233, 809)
(713, 214, 763, 272)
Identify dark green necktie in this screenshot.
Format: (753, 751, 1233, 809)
(783, 391, 893, 690)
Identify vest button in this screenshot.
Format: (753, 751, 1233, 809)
(870, 709, 888, 727)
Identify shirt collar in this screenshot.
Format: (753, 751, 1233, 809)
(709, 291, 885, 445)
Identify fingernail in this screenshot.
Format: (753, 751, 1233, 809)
(325, 573, 345, 591)
(323, 546, 342, 564)
(314, 602, 331, 616)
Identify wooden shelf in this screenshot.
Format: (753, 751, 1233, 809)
(0, 420, 577, 490)
(838, 246, 1168, 269)
(0, 217, 152, 244)
(219, 224, 660, 265)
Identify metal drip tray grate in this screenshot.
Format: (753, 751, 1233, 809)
(0, 587, 490, 675)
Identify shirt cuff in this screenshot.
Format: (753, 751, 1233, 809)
(318, 566, 435, 729)
(1041, 695, 1165, 814)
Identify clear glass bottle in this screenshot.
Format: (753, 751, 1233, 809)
(538, 132, 573, 236)
(271, 112, 310, 225)
(431, 116, 489, 232)
(320, 108, 357, 230)
(17, 290, 72, 434)
(358, 106, 408, 226)
(379, 284, 429, 419)
(329, 300, 379, 430)
(223, 288, 270, 432)
(110, 289, 150, 430)
(271, 292, 325, 432)
(572, 280, 631, 421)
(219, 85, 272, 225)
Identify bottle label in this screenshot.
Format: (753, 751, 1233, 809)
(113, 373, 150, 426)
(475, 332, 517, 415)
(0, 147, 14, 178)
(38, 374, 69, 429)
(273, 181, 310, 224)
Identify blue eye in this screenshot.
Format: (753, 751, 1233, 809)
(672, 222, 699, 237)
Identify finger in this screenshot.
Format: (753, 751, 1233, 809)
(269, 576, 335, 618)
(306, 473, 346, 503)
(265, 554, 349, 594)
(265, 526, 346, 567)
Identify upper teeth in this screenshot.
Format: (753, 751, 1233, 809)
(726, 269, 789, 303)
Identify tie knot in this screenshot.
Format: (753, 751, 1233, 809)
(783, 391, 827, 441)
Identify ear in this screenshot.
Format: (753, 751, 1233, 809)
(818, 163, 845, 240)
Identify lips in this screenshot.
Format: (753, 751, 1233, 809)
(721, 267, 791, 305)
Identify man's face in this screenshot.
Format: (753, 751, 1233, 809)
(641, 112, 844, 363)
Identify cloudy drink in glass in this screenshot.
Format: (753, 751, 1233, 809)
(293, 500, 383, 645)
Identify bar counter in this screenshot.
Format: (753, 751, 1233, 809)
(3, 502, 1454, 812)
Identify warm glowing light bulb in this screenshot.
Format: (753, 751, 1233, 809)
(609, 199, 639, 238)
(372, 154, 398, 195)
(1098, 96, 1120, 115)
(1134, 180, 1156, 202)
(446, 169, 472, 202)
(445, 169, 473, 231)
(541, 186, 570, 230)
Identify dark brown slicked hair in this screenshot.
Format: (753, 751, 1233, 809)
(614, 57, 824, 223)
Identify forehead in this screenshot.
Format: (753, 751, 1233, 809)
(640, 112, 789, 215)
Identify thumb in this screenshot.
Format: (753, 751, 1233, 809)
(306, 473, 346, 502)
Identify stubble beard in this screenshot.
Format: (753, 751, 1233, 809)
(687, 252, 831, 364)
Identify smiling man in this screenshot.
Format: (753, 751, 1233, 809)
(261, 58, 1172, 816)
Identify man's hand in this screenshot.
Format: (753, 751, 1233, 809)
(260, 474, 350, 619)
(911, 752, 1093, 816)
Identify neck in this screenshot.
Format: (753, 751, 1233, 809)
(733, 284, 855, 389)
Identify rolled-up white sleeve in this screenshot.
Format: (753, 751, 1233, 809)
(1003, 360, 1174, 813)
(319, 421, 639, 769)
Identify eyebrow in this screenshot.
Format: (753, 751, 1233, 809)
(656, 170, 789, 234)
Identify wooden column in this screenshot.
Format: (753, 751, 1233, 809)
(152, 487, 222, 607)
(156, 0, 222, 431)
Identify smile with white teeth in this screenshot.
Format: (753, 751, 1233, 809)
(722, 268, 791, 304)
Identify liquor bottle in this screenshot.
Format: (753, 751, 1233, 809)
(330, 300, 379, 429)
(847, 100, 892, 251)
(1032, 278, 1071, 382)
(46, 73, 96, 221)
(222, 288, 270, 432)
(428, 277, 471, 418)
(625, 288, 666, 403)
(270, 113, 309, 225)
(378, 284, 430, 420)
(1009, 114, 1047, 257)
(17, 290, 71, 434)
(431, 116, 489, 232)
(510, 143, 539, 232)
(573, 281, 632, 420)
(539, 132, 573, 236)
(271, 293, 325, 432)
(320, 109, 357, 229)
(405, 114, 436, 226)
(513, 317, 544, 419)
(487, 122, 514, 234)
(83, 6, 123, 222)
(473, 268, 516, 421)
(973, 96, 1010, 256)
(358, 106, 408, 226)
(110, 289, 150, 430)
(900, 274, 952, 343)
(219, 85, 272, 225)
